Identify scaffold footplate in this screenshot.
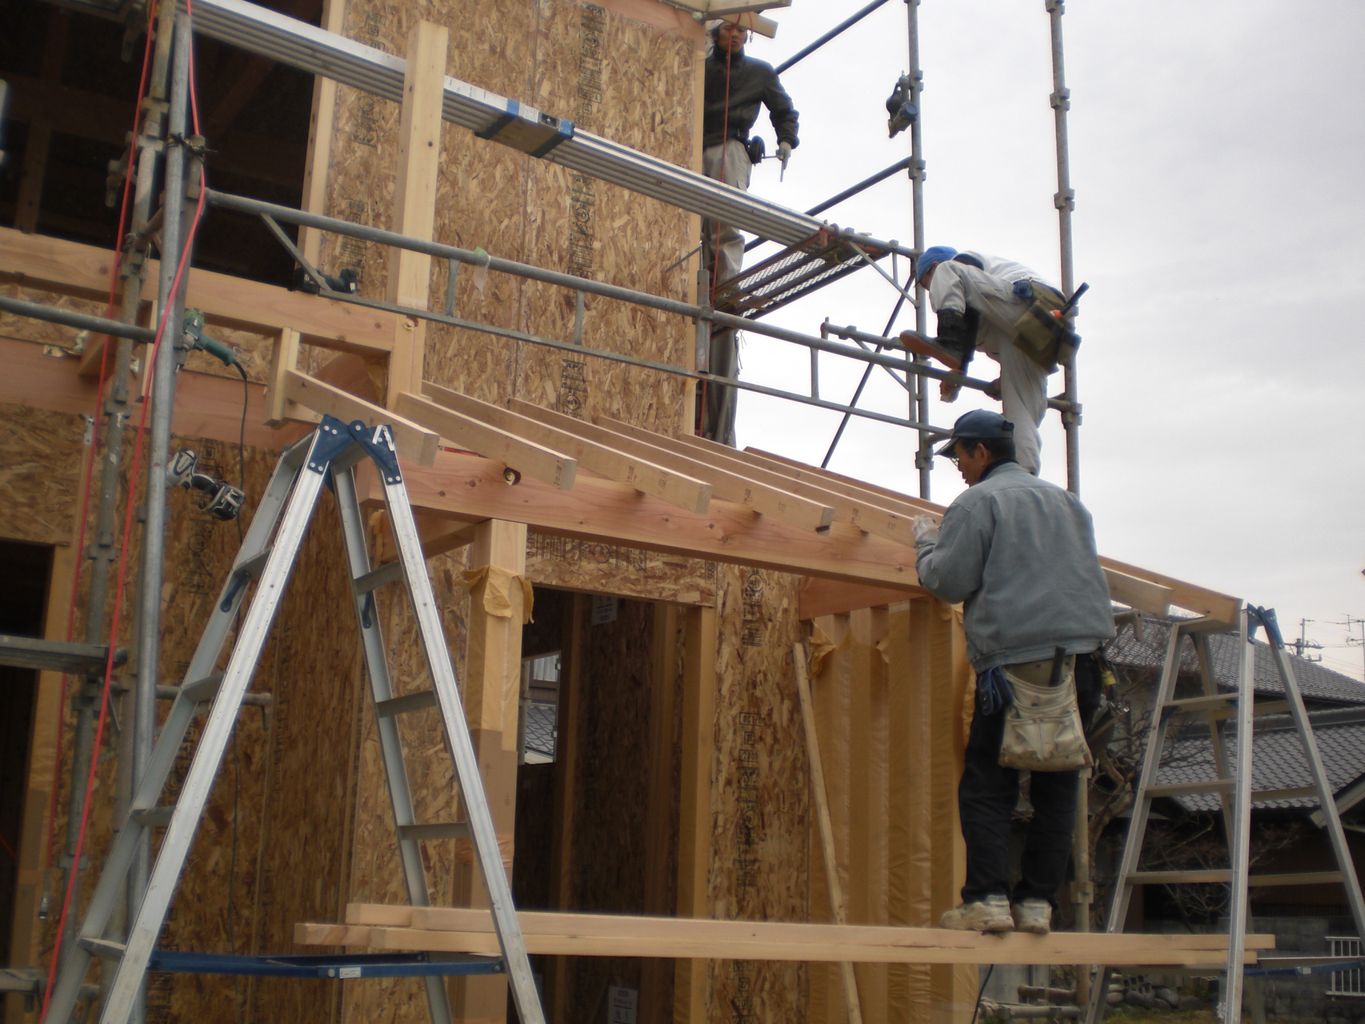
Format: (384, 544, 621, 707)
(146, 949, 504, 979)
(714, 233, 889, 321)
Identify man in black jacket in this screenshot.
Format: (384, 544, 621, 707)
(699, 20, 799, 446)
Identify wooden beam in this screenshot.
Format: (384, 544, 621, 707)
(384, 22, 448, 405)
(363, 450, 920, 587)
(612, 422, 918, 545)
(657, 0, 780, 35)
(547, 594, 587, 1023)
(0, 227, 398, 356)
(424, 384, 712, 513)
(506, 400, 833, 531)
(395, 391, 577, 490)
(300, 910, 1272, 967)
(265, 327, 303, 427)
(284, 370, 437, 465)
(641, 603, 681, 1022)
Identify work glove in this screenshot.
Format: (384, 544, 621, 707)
(911, 515, 939, 546)
(939, 378, 962, 403)
(777, 141, 792, 171)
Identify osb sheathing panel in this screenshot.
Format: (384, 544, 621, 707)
(525, 528, 716, 605)
(0, 404, 84, 545)
(559, 597, 656, 1020)
(808, 600, 978, 1024)
(311, 1, 697, 426)
(706, 566, 807, 1022)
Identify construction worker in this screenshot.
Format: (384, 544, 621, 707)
(905, 246, 1070, 475)
(911, 410, 1114, 935)
(699, 18, 800, 446)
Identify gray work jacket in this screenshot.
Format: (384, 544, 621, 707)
(914, 461, 1115, 671)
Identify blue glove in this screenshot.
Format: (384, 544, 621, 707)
(1012, 279, 1032, 300)
(975, 666, 1015, 715)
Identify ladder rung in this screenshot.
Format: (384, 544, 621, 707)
(1145, 779, 1235, 799)
(1165, 693, 1238, 715)
(79, 937, 127, 959)
(355, 561, 404, 594)
(376, 690, 438, 718)
(131, 806, 175, 829)
(180, 672, 224, 703)
(1251, 786, 1317, 803)
(397, 822, 470, 842)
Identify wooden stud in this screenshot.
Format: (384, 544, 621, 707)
(395, 390, 578, 490)
(677, 605, 718, 1022)
(424, 384, 712, 513)
(384, 22, 448, 407)
(641, 602, 681, 1022)
(265, 327, 303, 427)
(794, 643, 864, 1024)
(547, 594, 587, 1023)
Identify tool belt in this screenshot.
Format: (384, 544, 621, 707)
(997, 651, 1091, 771)
(1011, 280, 1080, 373)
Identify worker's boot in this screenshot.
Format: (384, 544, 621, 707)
(939, 895, 1013, 933)
(1011, 898, 1052, 935)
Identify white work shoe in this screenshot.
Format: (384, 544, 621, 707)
(939, 895, 1013, 933)
(1011, 898, 1052, 935)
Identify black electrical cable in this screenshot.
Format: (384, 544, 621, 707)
(971, 962, 995, 1024)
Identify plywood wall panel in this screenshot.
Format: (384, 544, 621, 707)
(525, 528, 716, 605)
(708, 566, 807, 1023)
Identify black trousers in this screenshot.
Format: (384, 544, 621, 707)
(958, 700, 1078, 906)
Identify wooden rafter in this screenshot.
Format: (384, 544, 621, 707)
(284, 370, 438, 465)
(507, 400, 834, 532)
(422, 385, 712, 513)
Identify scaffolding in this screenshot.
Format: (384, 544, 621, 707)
(0, 2, 1089, 1021)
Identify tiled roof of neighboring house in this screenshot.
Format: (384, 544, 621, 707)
(1157, 708, 1365, 813)
(1105, 616, 1365, 707)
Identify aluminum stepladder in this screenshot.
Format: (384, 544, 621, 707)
(45, 416, 547, 1024)
(1084, 604, 1365, 1024)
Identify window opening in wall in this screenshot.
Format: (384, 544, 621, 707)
(519, 651, 561, 766)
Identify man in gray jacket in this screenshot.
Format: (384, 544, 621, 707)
(912, 409, 1114, 934)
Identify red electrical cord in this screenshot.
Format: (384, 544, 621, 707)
(42, 0, 161, 883)
(40, 1, 209, 1014)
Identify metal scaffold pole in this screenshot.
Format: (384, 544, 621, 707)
(1047, 0, 1081, 495)
(906, 0, 930, 498)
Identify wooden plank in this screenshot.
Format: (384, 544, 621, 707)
(506, 400, 834, 531)
(0, 635, 125, 674)
(799, 579, 920, 621)
(301, 910, 1272, 967)
(284, 370, 438, 466)
(0, 228, 398, 354)
(395, 391, 577, 490)
(794, 643, 865, 1024)
(1103, 567, 1173, 618)
(424, 384, 712, 513)
(641, 603, 680, 1022)
(370, 451, 919, 588)
(606, 419, 916, 545)
(547, 595, 587, 1024)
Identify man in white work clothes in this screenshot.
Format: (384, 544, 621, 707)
(905, 246, 1073, 475)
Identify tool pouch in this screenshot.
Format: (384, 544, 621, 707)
(1011, 280, 1080, 373)
(998, 661, 1091, 771)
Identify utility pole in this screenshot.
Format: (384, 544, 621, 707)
(1345, 615, 1365, 681)
(1295, 618, 1323, 662)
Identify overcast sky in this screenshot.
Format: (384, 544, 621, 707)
(727, 1, 1365, 680)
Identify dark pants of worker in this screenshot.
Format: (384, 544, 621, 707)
(958, 701, 1078, 907)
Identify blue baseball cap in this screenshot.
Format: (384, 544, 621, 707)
(934, 409, 1014, 458)
(916, 245, 958, 283)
